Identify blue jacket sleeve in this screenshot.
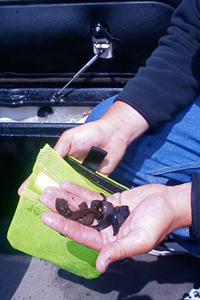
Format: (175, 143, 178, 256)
(115, 0, 200, 132)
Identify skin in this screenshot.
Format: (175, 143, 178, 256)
(53, 101, 149, 176)
(18, 101, 193, 274)
(18, 101, 149, 195)
(39, 180, 192, 274)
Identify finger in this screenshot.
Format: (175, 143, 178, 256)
(41, 186, 86, 210)
(18, 176, 30, 196)
(96, 141, 127, 175)
(60, 181, 107, 202)
(95, 230, 155, 273)
(39, 193, 59, 212)
(97, 153, 121, 176)
(41, 211, 103, 251)
(54, 131, 72, 157)
(54, 125, 93, 159)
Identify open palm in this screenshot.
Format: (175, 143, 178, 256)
(39, 180, 190, 273)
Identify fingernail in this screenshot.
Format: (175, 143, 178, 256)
(39, 195, 47, 204)
(41, 211, 52, 225)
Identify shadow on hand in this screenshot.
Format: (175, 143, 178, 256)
(58, 254, 200, 300)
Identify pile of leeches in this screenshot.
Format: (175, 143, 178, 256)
(56, 194, 130, 236)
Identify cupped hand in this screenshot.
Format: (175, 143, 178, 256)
(39, 181, 192, 273)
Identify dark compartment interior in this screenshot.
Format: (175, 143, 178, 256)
(0, 0, 182, 253)
(0, 0, 181, 75)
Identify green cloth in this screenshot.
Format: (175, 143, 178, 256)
(7, 144, 127, 279)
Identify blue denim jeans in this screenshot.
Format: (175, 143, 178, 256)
(86, 95, 200, 255)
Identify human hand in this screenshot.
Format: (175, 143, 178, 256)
(54, 101, 149, 176)
(18, 101, 148, 195)
(39, 180, 192, 273)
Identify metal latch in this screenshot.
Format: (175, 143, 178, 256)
(51, 19, 119, 101)
(90, 19, 119, 59)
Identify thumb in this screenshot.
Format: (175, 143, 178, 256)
(96, 237, 131, 273)
(96, 232, 153, 273)
(18, 176, 30, 196)
(54, 131, 71, 157)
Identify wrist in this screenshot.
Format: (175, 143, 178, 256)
(99, 100, 149, 146)
(167, 182, 192, 231)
